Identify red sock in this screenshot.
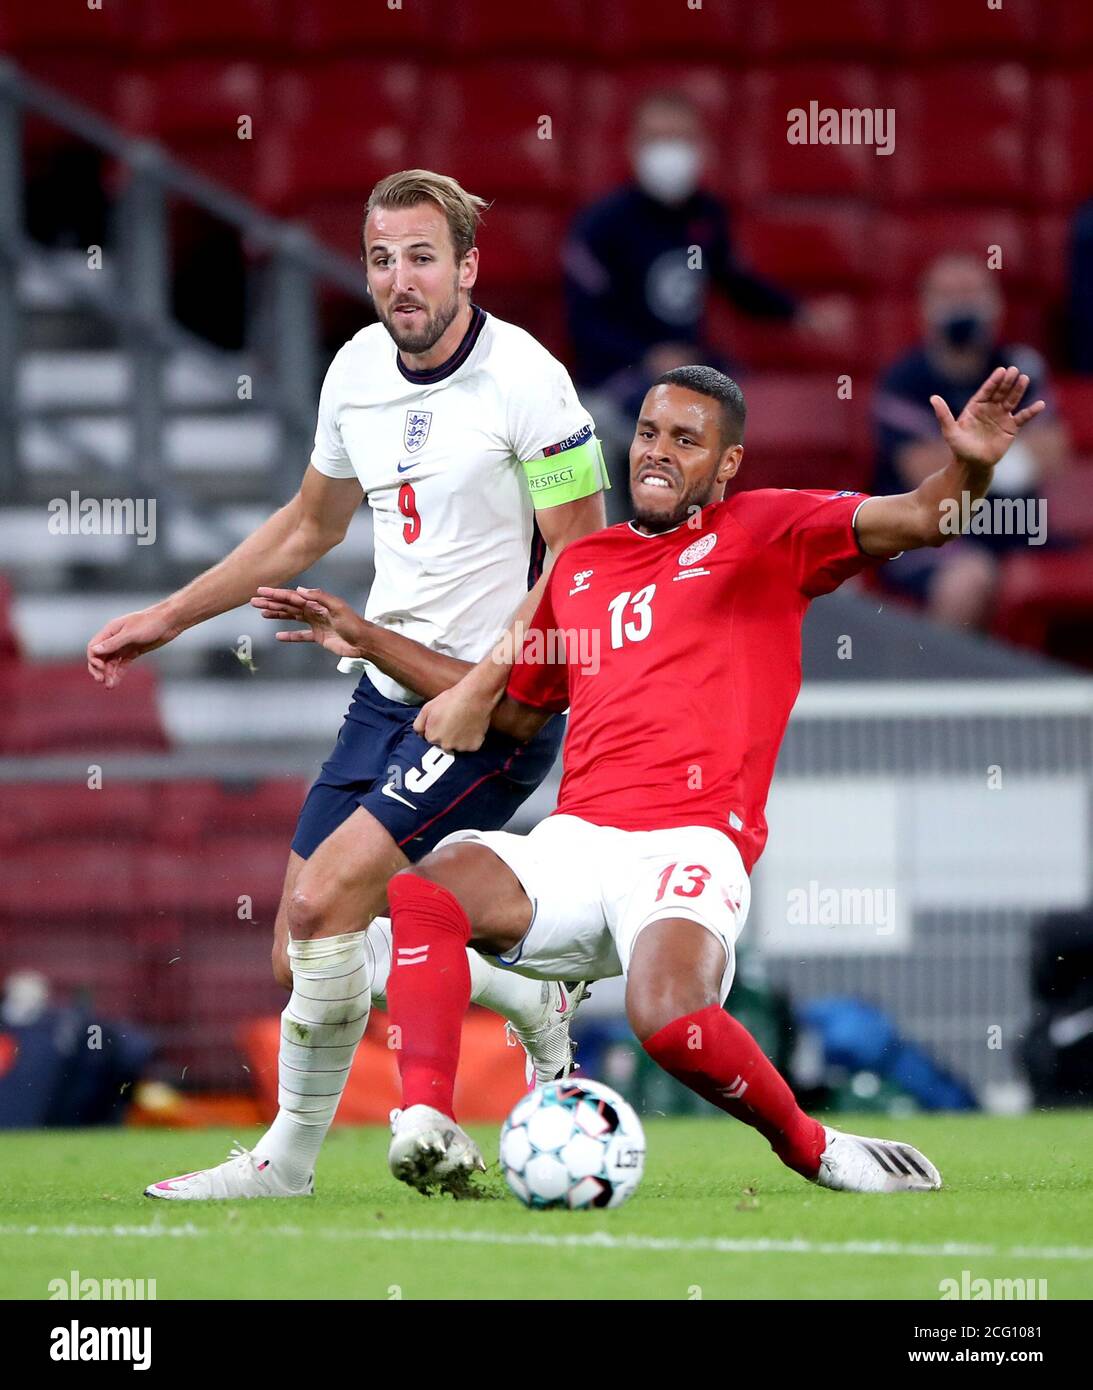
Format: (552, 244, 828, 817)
(643, 1003, 826, 1178)
(387, 873, 472, 1119)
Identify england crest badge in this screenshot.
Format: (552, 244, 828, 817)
(404, 409, 433, 453)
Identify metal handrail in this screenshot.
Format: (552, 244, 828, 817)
(0, 58, 372, 570)
(0, 60, 370, 297)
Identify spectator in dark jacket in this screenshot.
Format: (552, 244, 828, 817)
(873, 253, 1068, 628)
(564, 91, 837, 516)
(1068, 198, 1093, 373)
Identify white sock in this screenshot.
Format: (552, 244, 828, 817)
(255, 931, 371, 1189)
(368, 915, 549, 1029)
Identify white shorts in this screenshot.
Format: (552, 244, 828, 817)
(436, 815, 751, 1002)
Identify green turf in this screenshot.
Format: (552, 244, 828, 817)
(1, 1113, 1090, 1300)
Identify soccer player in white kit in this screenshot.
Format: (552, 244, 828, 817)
(262, 362, 1043, 1196)
(85, 171, 608, 1199)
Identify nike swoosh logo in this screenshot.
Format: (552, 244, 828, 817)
(396, 460, 420, 473)
(381, 782, 415, 809)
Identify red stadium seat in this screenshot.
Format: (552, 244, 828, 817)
(746, 0, 895, 57)
(132, 0, 284, 55)
(997, 291, 1048, 352)
(1030, 213, 1071, 301)
(874, 209, 1030, 290)
(0, 663, 168, 756)
(740, 374, 859, 456)
(448, 0, 590, 56)
(574, 65, 736, 203)
(585, 0, 741, 59)
(888, 66, 1032, 205)
(421, 64, 575, 200)
(15, 55, 126, 145)
(477, 204, 568, 288)
(992, 548, 1093, 666)
(154, 778, 306, 847)
(1041, 475, 1093, 541)
(296, 197, 372, 260)
(141, 840, 288, 918)
(0, 575, 20, 663)
(260, 63, 422, 211)
(1039, 0, 1093, 59)
(1055, 378, 1093, 458)
(898, 0, 1040, 56)
(285, 0, 442, 54)
(479, 286, 568, 359)
(733, 201, 873, 291)
(0, 783, 157, 851)
(0, 843, 143, 920)
(154, 780, 221, 846)
(1037, 73, 1093, 207)
(206, 779, 307, 841)
(727, 372, 869, 491)
(116, 61, 267, 193)
(0, 0, 128, 52)
(862, 293, 924, 366)
(711, 295, 868, 372)
(118, 61, 265, 140)
(735, 66, 886, 201)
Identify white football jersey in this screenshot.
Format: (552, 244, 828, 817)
(309, 306, 604, 703)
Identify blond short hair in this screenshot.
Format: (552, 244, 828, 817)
(363, 169, 489, 261)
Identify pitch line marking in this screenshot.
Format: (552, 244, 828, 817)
(2, 1224, 1092, 1262)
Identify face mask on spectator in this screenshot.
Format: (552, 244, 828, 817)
(635, 139, 701, 205)
(936, 309, 992, 350)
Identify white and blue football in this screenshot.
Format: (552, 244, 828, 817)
(499, 1078, 645, 1210)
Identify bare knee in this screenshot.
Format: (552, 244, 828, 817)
(627, 973, 719, 1044)
(389, 846, 530, 955)
(625, 919, 726, 1043)
(285, 883, 330, 941)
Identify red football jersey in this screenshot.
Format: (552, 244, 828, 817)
(506, 488, 885, 873)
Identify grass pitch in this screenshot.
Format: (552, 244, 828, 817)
(2, 1112, 1090, 1300)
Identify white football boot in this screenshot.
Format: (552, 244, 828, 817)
(388, 1104, 486, 1196)
(144, 1144, 313, 1200)
(506, 980, 590, 1086)
(812, 1126, 942, 1193)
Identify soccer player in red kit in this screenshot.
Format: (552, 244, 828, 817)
(267, 363, 1043, 1195)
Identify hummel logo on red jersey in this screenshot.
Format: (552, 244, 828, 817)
(719, 1075, 748, 1101)
(570, 568, 594, 595)
(396, 945, 429, 967)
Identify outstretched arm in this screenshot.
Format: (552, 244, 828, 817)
(252, 586, 552, 744)
(87, 466, 362, 688)
(410, 487, 604, 751)
(854, 366, 1045, 557)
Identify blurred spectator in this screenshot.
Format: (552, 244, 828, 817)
(872, 254, 1069, 629)
(1068, 198, 1093, 373)
(564, 91, 823, 516)
(0, 970, 153, 1127)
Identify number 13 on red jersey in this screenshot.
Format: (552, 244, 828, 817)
(607, 584, 656, 649)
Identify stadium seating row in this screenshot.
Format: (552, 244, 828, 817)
(1, 839, 290, 918)
(5, 0, 1093, 62)
(19, 58, 1092, 210)
(0, 777, 308, 849)
(0, 772, 304, 1089)
(0, 662, 168, 756)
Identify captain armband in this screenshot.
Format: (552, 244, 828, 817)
(520, 427, 610, 511)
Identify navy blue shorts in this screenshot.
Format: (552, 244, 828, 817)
(291, 673, 565, 862)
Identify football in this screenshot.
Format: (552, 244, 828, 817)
(499, 1078, 646, 1210)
